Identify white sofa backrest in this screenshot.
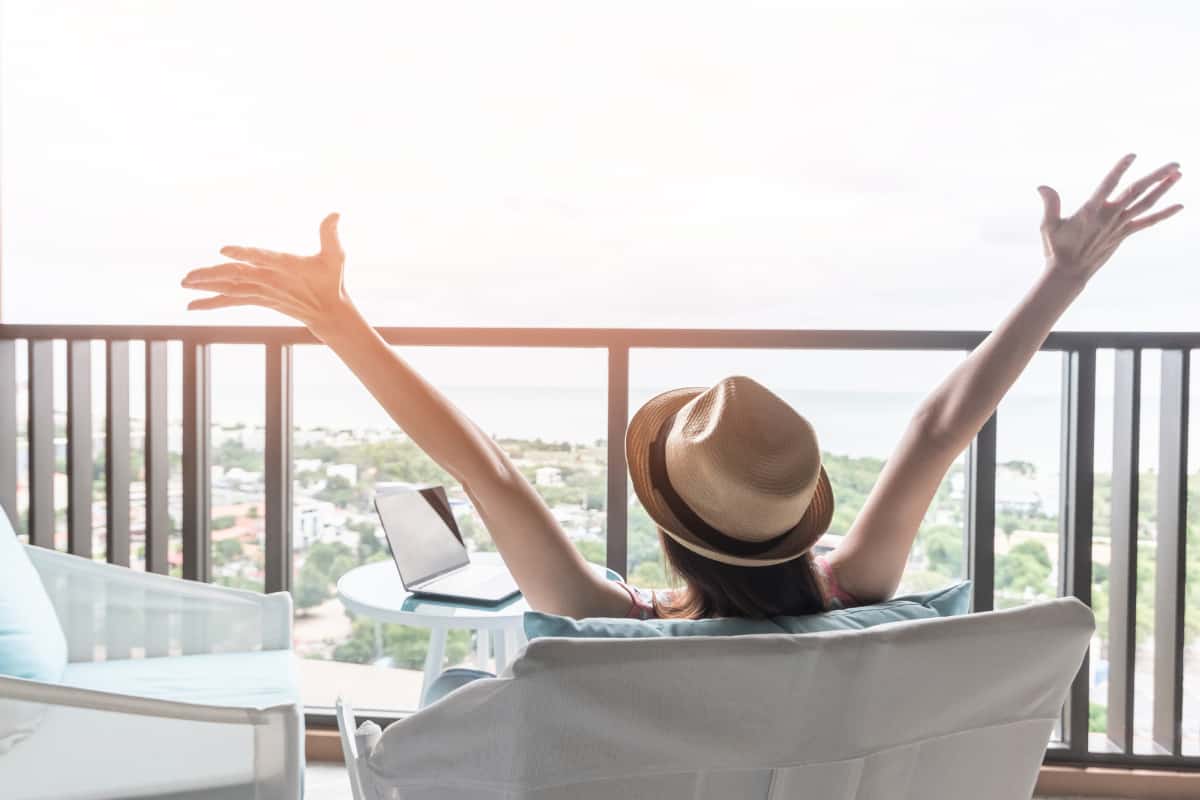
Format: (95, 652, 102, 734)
(25, 544, 293, 662)
(356, 597, 1093, 800)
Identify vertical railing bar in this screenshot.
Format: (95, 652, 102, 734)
(965, 412, 997, 612)
(0, 339, 16, 528)
(606, 345, 630, 578)
(144, 340, 169, 574)
(27, 339, 54, 548)
(105, 341, 131, 566)
(1059, 348, 1096, 757)
(67, 340, 94, 558)
(1153, 349, 1188, 756)
(1107, 348, 1139, 753)
(264, 343, 293, 594)
(181, 342, 211, 582)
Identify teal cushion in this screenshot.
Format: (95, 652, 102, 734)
(0, 512, 67, 682)
(524, 581, 972, 640)
(61, 650, 301, 709)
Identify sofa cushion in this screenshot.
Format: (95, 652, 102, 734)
(0, 511, 68, 753)
(524, 581, 971, 640)
(60, 649, 300, 709)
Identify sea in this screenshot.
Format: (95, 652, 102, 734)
(276, 385, 1167, 478)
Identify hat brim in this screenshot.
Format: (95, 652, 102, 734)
(625, 387, 835, 568)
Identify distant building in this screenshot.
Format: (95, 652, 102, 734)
(294, 502, 322, 549)
(535, 467, 564, 487)
(294, 458, 323, 475)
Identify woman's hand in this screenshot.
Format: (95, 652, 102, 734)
(1038, 154, 1182, 284)
(181, 213, 353, 338)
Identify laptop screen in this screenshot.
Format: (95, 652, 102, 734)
(374, 489, 469, 587)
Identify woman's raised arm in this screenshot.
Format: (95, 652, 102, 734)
(181, 215, 631, 618)
(829, 155, 1184, 604)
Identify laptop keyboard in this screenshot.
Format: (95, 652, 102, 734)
(425, 565, 516, 596)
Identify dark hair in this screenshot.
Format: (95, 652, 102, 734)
(653, 530, 828, 619)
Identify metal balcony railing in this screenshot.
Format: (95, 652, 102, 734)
(0, 323, 1197, 771)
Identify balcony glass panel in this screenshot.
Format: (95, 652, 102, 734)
(209, 345, 267, 591)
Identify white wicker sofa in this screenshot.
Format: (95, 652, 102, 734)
(0, 526, 303, 800)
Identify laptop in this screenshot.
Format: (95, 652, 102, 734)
(373, 487, 520, 604)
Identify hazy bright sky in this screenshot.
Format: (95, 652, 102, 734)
(1, 0, 1197, 402)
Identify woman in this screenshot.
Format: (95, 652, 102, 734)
(182, 155, 1182, 623)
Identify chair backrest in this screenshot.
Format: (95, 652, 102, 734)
(355, 598, 1093, 800)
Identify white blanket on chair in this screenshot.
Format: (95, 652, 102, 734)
(362, 598, 1093, 800)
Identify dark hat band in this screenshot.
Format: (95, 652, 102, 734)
(648, 412, 803, 559)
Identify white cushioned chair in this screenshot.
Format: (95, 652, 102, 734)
(0, 540, 303, 800)
(338, 596, 1092, 800)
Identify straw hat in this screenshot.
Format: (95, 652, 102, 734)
(626, 375, 834, 567)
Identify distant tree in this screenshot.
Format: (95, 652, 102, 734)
(316, 475, 358, 507)
(921, 525, 963, 578)
(329, 554, 357, 583)
(212, 515, 237, 531)
(629, 560, 669, 589)
(1001, 460, 1037, 478)
(995, 540, 1052, 597)
(306, 541, 354, 578)
(574, 539, 605, 566)
(214, 538, 243, 564)
(213, 439, 261, 472)
(294, 561, 329, 616)
(247, 505, 259, 519)
(333, 619, 471, 670)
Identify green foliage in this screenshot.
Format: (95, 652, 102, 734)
(294, 541, 357, 614)
(920, 525, 963, 578)
(214, 439, 261, 472)
(212, 515, 237, 531)
(996, 539, 1052, 597)
(629, 559, 669, 589)
(294, 562, 329, 614)
(333, 619, 471, 670)
(316, 475, 358, 507)
(215, 574, 261, 591)
(573, 538, 605, 566)
(1089, 702, 1107, 733)
(213, 538, 244, 566)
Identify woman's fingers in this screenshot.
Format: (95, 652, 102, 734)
(1122, 171, 1182, 219)
(187, 292, 306, 317)
(218, 245, 294, 268)
(1120, 203, 1184, 237)
(1037, 185, 1061, 226)
(319, 213, 342, 258)
(1113, 163, 1182, 209)
(181, 262, 270, 286)
(1089, 153, 1137, 206)
(188, 294, 270, 311)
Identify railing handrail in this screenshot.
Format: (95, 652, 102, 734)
(3, 323, 1200, 350)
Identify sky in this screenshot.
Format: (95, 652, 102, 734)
(1, 0, 1197, 408)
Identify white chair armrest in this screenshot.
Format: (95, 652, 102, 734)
(0, 675, 303, 800)
(0, 673, 289, 725)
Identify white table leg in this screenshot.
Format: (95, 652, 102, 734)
(420, 627, 448, 705)
(492, 628, 508, 673)
(474, 628, 489, 669)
